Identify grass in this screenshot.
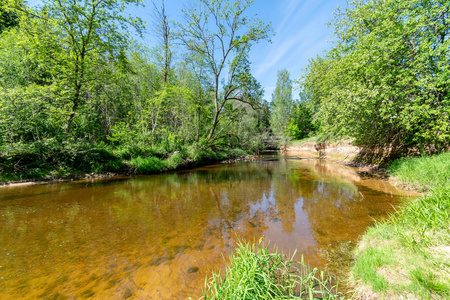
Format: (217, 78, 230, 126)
(130, 147, 248, 175)
(197, 240, 349, 300)
(351, 152, 450, 299)
(352, 247, 392, 292)
(389, 152, 450, 191)
(131, 156, 168, 174)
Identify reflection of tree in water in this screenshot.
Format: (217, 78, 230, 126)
(295, 160, 403, 275)
(0, 163, 282, 299)
(272, 178, 299, 234)
(0, 158, 406, 298)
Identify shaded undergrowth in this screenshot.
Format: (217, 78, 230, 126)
(0, 140, 248, 183)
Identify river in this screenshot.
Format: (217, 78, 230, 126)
(0, 153, 412, 299)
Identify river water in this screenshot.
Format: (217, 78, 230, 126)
(0, 154, 411, 299)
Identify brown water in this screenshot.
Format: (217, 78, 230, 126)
(0, 154, 412, 299)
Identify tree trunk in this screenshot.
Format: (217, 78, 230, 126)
(207, 110, 219, 140)
(196, 106, 200, 142)
(66, 85, 81, 133)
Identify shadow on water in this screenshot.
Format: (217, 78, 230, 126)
(0, 154, 413, 299)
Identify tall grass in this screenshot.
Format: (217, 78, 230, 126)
(352, 152, 450, 298)
(389, 152, 450, 191)
(129, 147, 248, 175)
(199, 240, 347, 300)
(390, 185, 450, 248)
(130, 156, 168, 174)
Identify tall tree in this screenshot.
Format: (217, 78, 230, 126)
(179, 0, 272, 140)
(151, 0, 173, 85)
(0, 2, 19, 34)
(14, 0, 144, 133)
(270, 69, 293, 139)
(302, 0, 450, 150)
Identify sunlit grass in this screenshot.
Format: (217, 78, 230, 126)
(389, 152, 450, 191)
(352, 152, 450, 299)
(198, 240, 348, 300)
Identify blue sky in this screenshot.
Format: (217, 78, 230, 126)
(131, 0, 348, 100)
(29, 0, 347, 100)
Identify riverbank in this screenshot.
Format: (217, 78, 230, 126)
(0, 143, 249, 186)
(286, 138, 391, 180)
(351, 152, 450, 299)
(285, 139, 450, 298)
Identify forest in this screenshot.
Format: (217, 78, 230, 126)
(0, 0, 448, 180)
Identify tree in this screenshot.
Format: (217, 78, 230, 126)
(301, 0, 450, 151)
(270, 69, 293, 140)
(179, 0, 272, 140)
(151, 0, 174, 85)
(14, 0, 145, 133)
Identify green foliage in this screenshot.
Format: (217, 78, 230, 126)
(179, 0, 272, 139)
(389, 185, 450, 248)
(301, 0, 450, 149)
(352, 153, 450, 298)
(270, 69, 293, 140)
(0, 0, 273, 180)
(0, 4, 19, 34)
(199, 240, 346, 300)
(114, 144, 166, 160)
(286, 100, 315, 140)
(186, 142, 219, 162)
(410, 269, 450, 298)
(167, 152, 183, 169)
(0, 139, 126, 181)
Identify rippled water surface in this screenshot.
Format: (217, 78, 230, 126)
(0, 154, 412, 299)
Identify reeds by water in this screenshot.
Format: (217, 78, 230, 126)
(198, 240, 347, 300)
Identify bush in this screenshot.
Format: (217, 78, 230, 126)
(114, 144, 167, 160)
(187, 142, 217, 162)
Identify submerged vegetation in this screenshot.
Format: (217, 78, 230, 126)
(199, 240, 348, 300)
(352, 152, 450, 299)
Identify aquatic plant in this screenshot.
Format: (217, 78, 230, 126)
(199, 240, 347, 300)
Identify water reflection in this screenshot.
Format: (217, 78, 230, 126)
(0, 155, 411, 299)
